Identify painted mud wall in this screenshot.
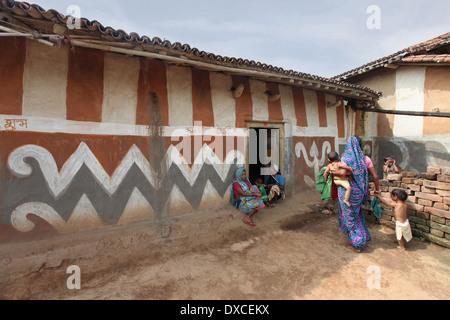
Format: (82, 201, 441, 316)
(0, 37, 357, 242)
(350, 66, 450, 176)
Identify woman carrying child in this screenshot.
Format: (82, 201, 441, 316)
(338, 136, 381, 253)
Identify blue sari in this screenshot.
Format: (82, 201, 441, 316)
(339, 137, 371, 251)
(231, 168, 264, 214)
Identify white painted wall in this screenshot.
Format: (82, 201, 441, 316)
(167, 65, 193, 127)
(394, 66, 426, 137)
(279, 84, 296, 138)
(102, 52, 140, 124)
(210, 72, 236, 128)
(22, 40, 68, 118)
(303, 89, 319, 128)
(250, 79, 269, 122)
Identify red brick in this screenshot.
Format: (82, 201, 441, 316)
(415, 192, 443, 202)
(405, 172, 418, 178)
(434, 202, 449, 211)
(406, 203, 424, 212)
(402, 178, 416, 184)
(421, 186, 437, 194)
(437, 175, 450, 183)
(423, 180, 450, 191)
(404, 184, 421, 192)
(387, 174, 402, 181)
(418, 199, 433, 207)
(424, 206, 450, 219)
(427, 166, 442, 174)
(444, 197, 450, 205)
(414, 179, 424, 186)
(436, 189, 450, 197)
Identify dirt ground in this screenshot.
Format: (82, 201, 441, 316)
(1, 190, 449, 300)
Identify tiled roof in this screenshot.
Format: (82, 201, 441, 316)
(333, 32, 450, 80)
(401, 54, 450, 64)
(0, 1, 382, 100)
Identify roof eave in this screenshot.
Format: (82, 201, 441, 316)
(0, 2, 381, 101)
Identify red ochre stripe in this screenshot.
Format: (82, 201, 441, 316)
(336, 97, 345, 138)
(0, 38, 25, 115)
(192, 68, 215, 127)
(136, 59, 169, 126)
(232, 76, 253, 128)
(291, 87, 308, 127)
(317, 92, 328, 128)
(267, 82, 283, 122)
(66, 47, 104, 122)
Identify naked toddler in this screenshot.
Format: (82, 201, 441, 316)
(324, 152, 353, 207)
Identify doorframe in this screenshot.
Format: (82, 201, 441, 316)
(245, 121, 285, 182)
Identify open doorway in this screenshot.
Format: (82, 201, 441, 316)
(247, 126, 281, 184)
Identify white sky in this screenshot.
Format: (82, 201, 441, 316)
(29, 0, 450, 78)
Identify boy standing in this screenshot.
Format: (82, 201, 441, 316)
(324, 152, 353, 207)
(376, 189, 412, 251)
(383, 156, 400, 179)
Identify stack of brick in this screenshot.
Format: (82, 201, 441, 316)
(364, 166, 450, 249)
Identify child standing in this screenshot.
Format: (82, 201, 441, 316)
(255, 178, 272, 209)
(383, 156, 400, 179)
(324, 152, 353, 207)
(376, 189, 412, 251)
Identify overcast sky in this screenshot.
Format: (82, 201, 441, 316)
(30, 0, 450, 78)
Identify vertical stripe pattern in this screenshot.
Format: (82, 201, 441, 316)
(66, 47, 104, 122)
(0, 38, 354, 136)
(192, 68, 214, 127)
(0, 37, 25, 115)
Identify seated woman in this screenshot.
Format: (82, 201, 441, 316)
(231, 168, 265, 227)
(265, 164, 285, 205)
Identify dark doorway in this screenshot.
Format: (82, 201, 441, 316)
(248, 127, 280, 184)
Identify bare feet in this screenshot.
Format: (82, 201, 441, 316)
(345, 244, 362, 253)
(397, 246, 406, 251)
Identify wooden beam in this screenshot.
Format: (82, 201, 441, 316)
(357, 106, 450, 118)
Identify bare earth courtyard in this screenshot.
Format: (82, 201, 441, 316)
(0, 191, 449, 300)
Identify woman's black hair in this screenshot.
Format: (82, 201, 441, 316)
(355, 136, 363, 149)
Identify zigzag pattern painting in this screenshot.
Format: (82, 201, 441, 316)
(4, 143, 244, 234)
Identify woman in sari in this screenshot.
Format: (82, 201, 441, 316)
(231, 168, 265, 227)
(339, 136, 380, 252)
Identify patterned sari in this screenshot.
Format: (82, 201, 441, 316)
(231, 168, 265, 214)
(339, 137, 371, 251)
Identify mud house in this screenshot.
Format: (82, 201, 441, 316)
(333, 32, 450, 176)
(0, 1, 381, 243)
